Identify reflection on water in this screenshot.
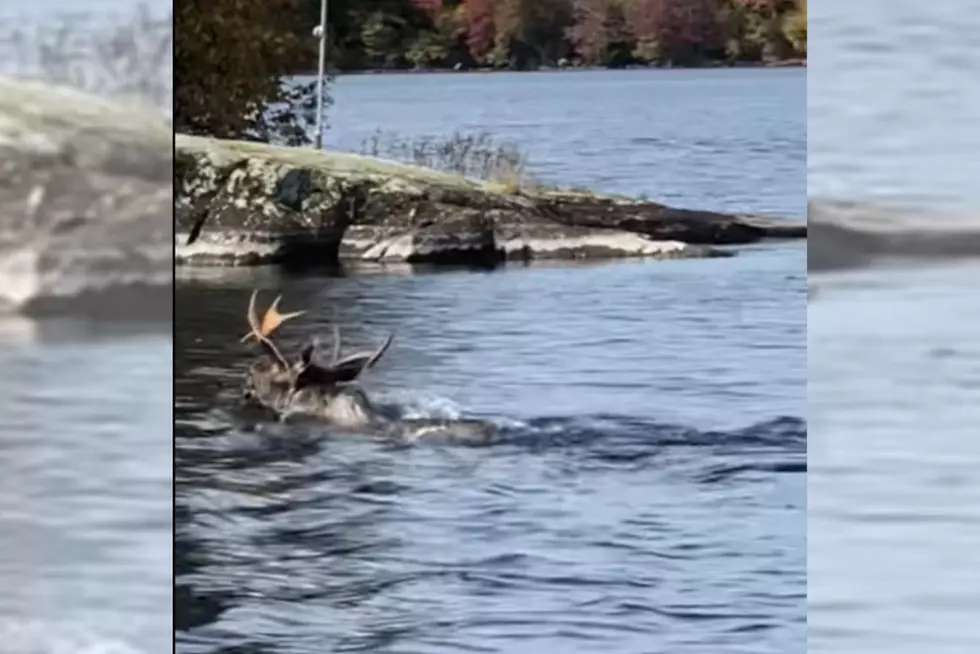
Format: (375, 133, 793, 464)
(808, 0, 980, 651)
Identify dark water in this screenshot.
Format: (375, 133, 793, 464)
(176, 68, 805, 653)
(808, 0, 980, 651)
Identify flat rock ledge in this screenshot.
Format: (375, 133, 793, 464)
(175, 134, 805, 268)
(0, 76, 172, 320)
(344, 222, 726, 264)
(810, 200, 980, 272)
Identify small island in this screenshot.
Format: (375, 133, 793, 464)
(175, 134, 805, 268)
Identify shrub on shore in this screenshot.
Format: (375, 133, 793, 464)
(358, 130, 539, 189)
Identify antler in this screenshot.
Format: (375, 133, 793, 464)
(288, 330, 394, 389)
(242, 289, 306, 371)
(242, 291, 306, 343)
(240, 291, 395, 417)
(324, 332, 395, 383)
(330, 324, 341, 365)
(359, 332, 394, 377)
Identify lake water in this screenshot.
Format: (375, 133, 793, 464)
(0, 320, 173, 653)
(176, 68, 806, 653)
(808, 0, 980, 651)
(0, 2, 173, 653)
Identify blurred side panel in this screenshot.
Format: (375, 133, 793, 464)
(809, 0, 980, 651)
(0, 2, 173, 653)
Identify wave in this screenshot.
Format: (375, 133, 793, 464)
(810, 199, 980, 272)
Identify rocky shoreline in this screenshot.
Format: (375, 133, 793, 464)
(810, 200, 980, 272)
(0, 76, 172, 320)
(175, 135, 805, 269)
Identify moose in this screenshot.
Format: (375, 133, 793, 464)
(240, 290, 499, 443)
(241, 289, 395, 428)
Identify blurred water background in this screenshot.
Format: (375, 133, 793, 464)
(808, 0, 980, 651)
(0, 1, 173, 653)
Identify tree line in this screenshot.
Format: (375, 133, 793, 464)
(174, 0, 805, 144)
(299, 0, 805, 71)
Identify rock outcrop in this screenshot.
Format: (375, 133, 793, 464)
(175, 134, 805, 268)
(810, 200, 980, 272)
(0, 76, 172, 319)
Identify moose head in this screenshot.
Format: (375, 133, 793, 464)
(241, 290, 394, 416)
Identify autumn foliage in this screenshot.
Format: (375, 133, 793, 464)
(174, 0, 804, 142)
(299, 0, 805, 70)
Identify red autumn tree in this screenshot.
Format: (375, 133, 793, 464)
(625, 0, 721, 63)
(566, 0, 607, 63)
(487, 0, 572, 66)
(462, 0, 496, 60)
(566, 0, 630, 65)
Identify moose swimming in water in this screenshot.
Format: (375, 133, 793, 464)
(240, 290, 496, 442)
(241, 289, 395, 427)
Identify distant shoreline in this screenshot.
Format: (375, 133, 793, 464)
(296, 59, 806, 78)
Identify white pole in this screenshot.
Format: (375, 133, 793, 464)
(314, 0, 328, 149)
